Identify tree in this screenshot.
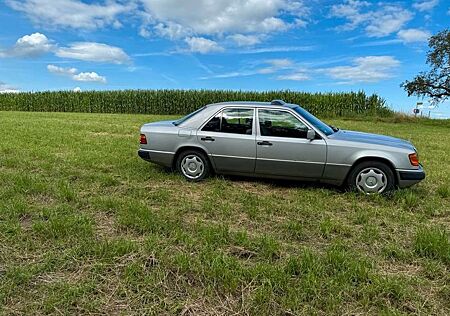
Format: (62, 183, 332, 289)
(401, 29, 450, 104)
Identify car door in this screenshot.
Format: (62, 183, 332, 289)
(197, 107, 256, 173)
(255, 108, 327, 179)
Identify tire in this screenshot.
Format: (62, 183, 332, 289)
(176, 149, 210, 182)
(347, 160, 396, 194)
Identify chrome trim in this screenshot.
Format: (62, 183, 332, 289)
(396, 168, 421, 172)
(326, 162, 352, 167)
(257, 157, 324, 165)
(140, 149, 175, 155)
(212, 153, 339, 165)
(211, 154, 254, 160)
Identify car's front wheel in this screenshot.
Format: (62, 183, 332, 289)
(176, 150, 210, 181)
(347, 161, 396, 194)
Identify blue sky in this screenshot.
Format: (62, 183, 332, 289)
(0, 0, 449, 118)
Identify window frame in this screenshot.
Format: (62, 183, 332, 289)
(200, 111, 222, 133)
(256, 107, 322, 139)
(199, 106, 256, 136)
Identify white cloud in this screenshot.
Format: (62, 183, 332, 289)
(228, 34, 263, 47)
(238, 45, 314, 54)
(154, 22, 192, 40)
(0, 34, 131, 66)
(330, 1, 413, 37)
(330, 0, 372, 30)
(139, 27, 151, 38)
(47, 64, 77, 75)
(320, 56, 400, 83)
(73, 72, 106, 83)
(73, 87, 82, 92)
(5, 0, 133, 30)
(7, 0, 310, 41)
(293, 18, 308, 28)
(413, 0, 439, 12)
(0, 33, 54, 58)
(0, 81, 20, 93)
(354, 29, 431, 46)
(200, 71, 258, 79)
(184, 37, 224, 54)
(276, 72, 309, 81)
(365, 7, 413, 37)
(139, 0, 309, 51)
(47, 64, 106, 83)
(258, 58, 294, 74)
(202, 58, 304, 80)
(140, 0, 306, 36)
(56, 42, 130, 64)
(397, 29, 431, 43)
(259, 59, 309, 81)
(5, 0, 312, 53)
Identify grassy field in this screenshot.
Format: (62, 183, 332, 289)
(0, 111, 449, 315)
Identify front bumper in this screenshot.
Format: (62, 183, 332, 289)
(396, 165, 425, 188)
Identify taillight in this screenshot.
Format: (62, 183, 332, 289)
(409, 153, 419, 166)
(140, 134, 147, 144)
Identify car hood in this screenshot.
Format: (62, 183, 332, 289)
(329, 130, 415, 151)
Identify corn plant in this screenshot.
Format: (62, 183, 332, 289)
(0, 89, 392, 117)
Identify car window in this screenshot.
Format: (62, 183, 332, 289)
(258, 109, 309, 138)
(202, 108, 254, 135)
(293, 106, 334, 136)
(222, 108, 253, 134)
(202, 113, 221, 132)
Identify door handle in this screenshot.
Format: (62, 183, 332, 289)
(257, 141, 272, 146)
(201, 136, 215, 142)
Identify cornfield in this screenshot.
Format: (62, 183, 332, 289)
(0, 89, 392, 117)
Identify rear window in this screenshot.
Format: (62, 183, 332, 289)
(173, 106, 206, 126)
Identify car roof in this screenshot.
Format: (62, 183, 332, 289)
(206, 100, 299, 110)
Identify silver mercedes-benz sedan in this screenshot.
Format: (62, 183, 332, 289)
(138, 100, 425, 194)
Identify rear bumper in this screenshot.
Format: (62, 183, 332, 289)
(396, 166, 425, 188)
(138, 149, 151, 161)
(138, 149, 174, 167)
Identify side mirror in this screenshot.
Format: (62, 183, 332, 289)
(307, 129, 316, 140)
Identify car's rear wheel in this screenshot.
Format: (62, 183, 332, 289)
(347, 161, 395, 194)
(176, 150, 210, 181)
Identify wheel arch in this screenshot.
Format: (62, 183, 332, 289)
(172, 146, 215, 171)
(345, 156, 398, 185)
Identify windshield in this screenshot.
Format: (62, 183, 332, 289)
(294, 106, 335, 136)
(173, 106, 206, 126)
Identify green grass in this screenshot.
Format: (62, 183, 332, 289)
(0, 111, 449, 315)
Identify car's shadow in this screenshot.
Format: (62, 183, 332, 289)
(153, 165, 343, 193)
(220, 174, 342, 192)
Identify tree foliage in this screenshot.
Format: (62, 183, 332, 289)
(402, 29, 450, 104)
